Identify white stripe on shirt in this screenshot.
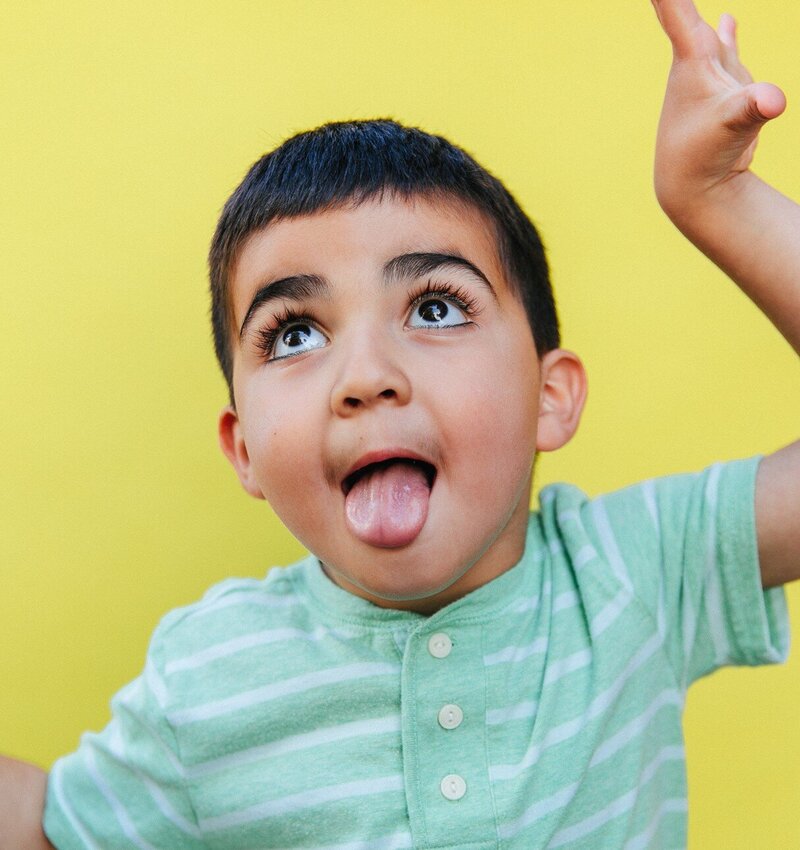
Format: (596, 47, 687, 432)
(185, 716, 401, 779)
(490, 631, 664, 782)
(486, 700, 538, 726)
(49, 765, 102, 850)
(165, 625, 355, 674)
(199, 775, 405, 832)
(589, 499, 634, 593)
(167, 662, 399, 726)
(85, 748, 160, 850)
(547, 745, 684, 847)
(589, 689, 682, 767)
(623, 798, 689, 850)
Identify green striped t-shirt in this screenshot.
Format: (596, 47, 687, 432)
(44, 457, 790, 849)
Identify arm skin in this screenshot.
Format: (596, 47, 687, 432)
(652, 0, 800, 589)
(0, 756, 55, 849)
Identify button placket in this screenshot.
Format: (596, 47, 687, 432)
(401, 623, 494, 845)
(428, 633, 467, 804)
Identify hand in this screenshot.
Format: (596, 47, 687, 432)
(651, 0, 786, 219)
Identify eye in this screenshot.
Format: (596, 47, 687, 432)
(407, 296, 471, 329)
(272, 321, 327, 359)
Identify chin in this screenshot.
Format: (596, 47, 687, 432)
(362, 568, 466, 609)
(327, 558, 458, 607)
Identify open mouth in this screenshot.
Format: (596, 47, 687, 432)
(341, 458, 437, 496)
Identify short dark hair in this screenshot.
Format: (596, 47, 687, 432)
(209, 119, 559, 402)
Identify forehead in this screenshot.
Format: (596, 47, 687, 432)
(228, 195, 507, 325)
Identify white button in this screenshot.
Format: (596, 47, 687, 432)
(428, 633, 452, 658)
(440, 773, 467, 800)
(438, 704, 464, 730)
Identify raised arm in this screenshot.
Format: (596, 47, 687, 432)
(0, 756, 54, 849)
(651, 0, 800, 587)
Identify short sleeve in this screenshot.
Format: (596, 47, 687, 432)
(43, 618, 204, 850)
(575, 457, 790, 690)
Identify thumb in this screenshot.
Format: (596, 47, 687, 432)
(726, 82, 786, 132)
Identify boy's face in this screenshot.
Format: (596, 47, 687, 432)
(220, 195, 583, 613)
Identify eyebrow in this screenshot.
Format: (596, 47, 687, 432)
(238, 252, 496, 339)
(383, 252, 496, 295)
(239, 274, 328, 339)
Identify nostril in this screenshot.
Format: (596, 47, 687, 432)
(334, 383, 406, 414)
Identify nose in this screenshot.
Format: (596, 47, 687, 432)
(330, 331, 412, 416)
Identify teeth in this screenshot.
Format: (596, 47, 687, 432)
(342, 458, 436, 495)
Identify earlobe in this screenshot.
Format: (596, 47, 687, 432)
(218, 405, 266, 499)
(535, 349, 588, 452)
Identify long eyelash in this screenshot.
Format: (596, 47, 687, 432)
(407, 280, 481, 316)
(254, 280, 477, 358)
(254, 306, 315, 359)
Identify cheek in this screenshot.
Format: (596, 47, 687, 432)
(436, 353, 540, 516)
(248, 423, 329, 540)
(444, 353, 539, 449)
(240, 395, 320, 503)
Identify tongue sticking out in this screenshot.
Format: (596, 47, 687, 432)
(345, 461, 432, 548)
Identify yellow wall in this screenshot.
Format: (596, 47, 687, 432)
(2, 1, 798, 845)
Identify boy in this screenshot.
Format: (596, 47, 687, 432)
(2, 0, 798, 846)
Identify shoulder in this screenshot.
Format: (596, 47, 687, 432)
(536, 456, 760, 547)
(529, 457, 765, 624)
(148, 556, 317, 670)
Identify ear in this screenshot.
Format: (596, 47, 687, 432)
(218, 405, 266, 499)
(535, 349, 588, 452)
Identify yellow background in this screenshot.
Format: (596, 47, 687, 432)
(2, 1, 798, 845)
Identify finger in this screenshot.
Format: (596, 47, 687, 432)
(651, 0, 707, 59)
(717, 13, 737, 51)
(752, 82, 787, 122)
(725, 82, 787, 133)
(717, 13, 753, 86)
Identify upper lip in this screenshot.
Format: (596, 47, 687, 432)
(341, 449, 437, 495)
